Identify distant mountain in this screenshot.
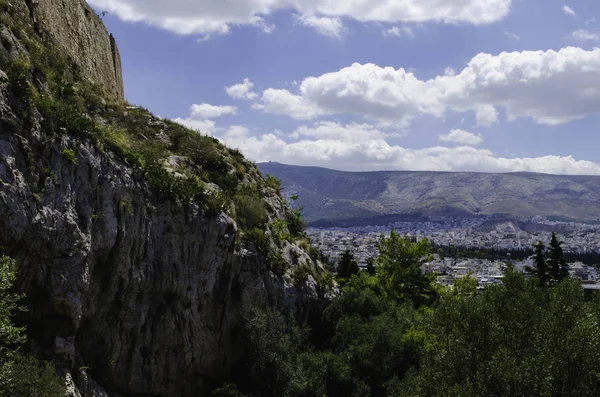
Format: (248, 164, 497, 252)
(257, 162, 600, 226)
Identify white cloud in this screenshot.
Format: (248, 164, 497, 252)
(172, 118, 216, 135)
(217, 122, 600, 175)
(226, 78, 258, 100)
(296, 14, 344, 39)
(504, 31, 520, 41)
(189, 103, 237, 119)
(562, 5, 577, 17)
(255, 47, 600, 127)
(171, 103, 236, 134)
(254, 89, 325, 119)
(439, 129, 484, 145)
(87, 0, 512, 37)
(570, 29, 600, 42)
(384, 26, 415, 38)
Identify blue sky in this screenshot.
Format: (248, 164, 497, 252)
(89, 0, 600, 174)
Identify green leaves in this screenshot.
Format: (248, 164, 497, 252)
(375, 231, 437, 306)
(0, 256, 25, 347)
(0, 255, 65, 396)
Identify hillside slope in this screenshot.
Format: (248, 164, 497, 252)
(0, 3, 330, 396)
(258, 162, 600, 225)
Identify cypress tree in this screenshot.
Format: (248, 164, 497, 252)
(547, 232, 569, 281)
(532, 240, 549, 286)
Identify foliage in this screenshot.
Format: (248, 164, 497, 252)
(292, 264, 313, 289)
(234, 189, 268, 230)
(212, 383, 251, 397)
(271, 219, 291, 243)
(287, 207, 306, 237)
(375, 231, 437, 306)
(336, 250, 359, 281)
(527, 233, 570, 286)
(265, 174, 281, 192)
(401, 267, 600, 397)
(0, 352, 66, 397)
(548, 232, 569, 281)
(0, 256, 25, 346)
(61, 148, 77, 165)
(0, 255, 65, 396)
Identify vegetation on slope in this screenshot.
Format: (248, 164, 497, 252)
(0, 3, 325, 281)
(212, 232, 600, 397)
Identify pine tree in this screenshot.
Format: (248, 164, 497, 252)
(337, 250, 359, 280)
(366, 257, 376, 276)
(547, 232, 569, 281)
(531, 240, 549, 286)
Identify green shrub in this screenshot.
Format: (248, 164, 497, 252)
(0, 255, 65, 396)
(3, 55, 33, 118)
(204, 190, 230, 217)
(292, 264, 313, 289)
(212, 383, 250, 397)
(271, 219, 290, 243)
(234, 193, 268, 230)
(287, 207, 306, 237)
(0, 352, 66, 397)
(61, 148, 77, 165)
(265, 174, 281, 192)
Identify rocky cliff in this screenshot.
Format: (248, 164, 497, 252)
(0, 2, 329, 396)
(3, 0, 124, 100)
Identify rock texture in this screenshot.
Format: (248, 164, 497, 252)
(0, 4, 327, 396)
(4, 0, 124, 100)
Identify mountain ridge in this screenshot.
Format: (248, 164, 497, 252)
(257, 162, 600, 226)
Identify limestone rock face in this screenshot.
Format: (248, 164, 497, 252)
(0, 15, 328, 397)
(0, 89, 325, 395)
(4, 0, 124, 100)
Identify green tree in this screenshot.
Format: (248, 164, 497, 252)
(375, 231, 436, 306)
(0, 255, 65, 396)
(529, 240, 549, 286)
(337, 251, 359, 280)
(547, 232, 569, 281)
(401, 268, 600, 397)
(365, 257, 376, 276)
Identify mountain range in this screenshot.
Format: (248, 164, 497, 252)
(257, 162, 600, 227)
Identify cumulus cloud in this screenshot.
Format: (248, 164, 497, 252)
(171, 103, 236, 135)
(255, 47, 600, 127)
(87, 0, 511, 37)
(296, 14, 344, 39)
(439, 129, 484, 145)
(172, 118, 216, 135)
(503, 31, 520, 41)
(570, 29, 600, 41)
(217, 122, 600, 175)
(562, 5, 577, 17)
(190, 103, 237, 118)
(226, 79, 258, 100)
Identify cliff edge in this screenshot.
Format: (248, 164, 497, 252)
(0, 1, 330, 395)
(4, 0, 124, 100)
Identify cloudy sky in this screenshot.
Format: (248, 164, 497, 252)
(89, 0, 600, 174)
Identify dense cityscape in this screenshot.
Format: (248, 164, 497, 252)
(308, 216, 600, 289)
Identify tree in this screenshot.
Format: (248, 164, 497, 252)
(529, 240, 549, 286)
(0, 255, 65, 396)
(401, 269, 600, 397)
(337, 250, 359, 280)
(547, 232, 569, 281)
(375, 230, 436, 306)
(365, 257, 376, 276)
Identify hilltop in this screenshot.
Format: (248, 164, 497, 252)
(258, 162, 600, 226)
